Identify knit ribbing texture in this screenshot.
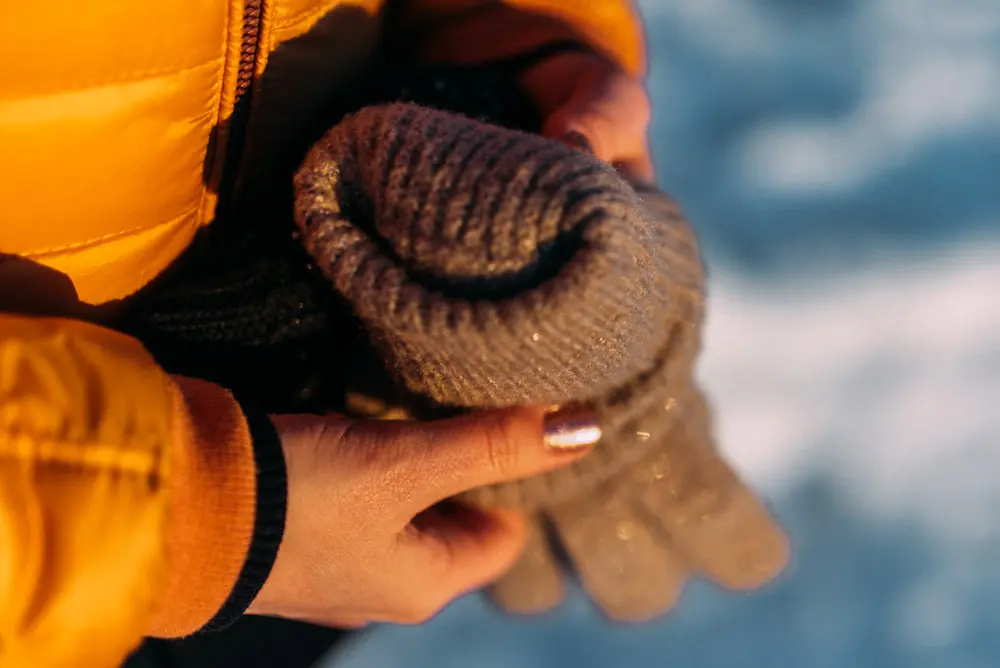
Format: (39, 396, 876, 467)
(294, 103, 705, 507)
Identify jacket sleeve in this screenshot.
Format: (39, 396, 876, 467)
(386, 0, 647, 78)
(0, 315, 280, 668)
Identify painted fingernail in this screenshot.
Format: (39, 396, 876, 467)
(561, 130, 594, 154)
(543, 407, 602, 451)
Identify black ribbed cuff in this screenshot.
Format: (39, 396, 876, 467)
(199, 405, 287, 633)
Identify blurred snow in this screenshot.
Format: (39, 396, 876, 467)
(641, 0, 1000, 269)
(736, 19, 1000, 192)
(701, 235, 1000, 541)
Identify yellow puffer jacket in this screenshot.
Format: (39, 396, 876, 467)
(0, 2, 644, 666)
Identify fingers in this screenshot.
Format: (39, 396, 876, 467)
(342, 406, 602, 509)
(263, 413, 560, 628)
(541, 66, 655, 183)
(424, 406, 602, 502)
(395, 503, 529, 615)
(549, 118, 654, 184)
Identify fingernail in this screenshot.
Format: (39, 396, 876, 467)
(543, 407, 601, 451)
(561, 130, 594, 154)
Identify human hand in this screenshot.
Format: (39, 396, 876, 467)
(246, 407, 600, 628)
(519, 49, 654, 181)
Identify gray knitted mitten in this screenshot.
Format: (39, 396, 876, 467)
(293, 103, 788, 620)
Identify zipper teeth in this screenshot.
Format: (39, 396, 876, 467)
(236, 0, 263, 99)
(215, 0, 264, 225)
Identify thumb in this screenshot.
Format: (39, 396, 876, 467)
(366, 406, 602, 508)
(540, 73, 655, 182)
(546, 110, 655, 183)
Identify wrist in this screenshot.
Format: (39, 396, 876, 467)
(198, 407, 287, 632)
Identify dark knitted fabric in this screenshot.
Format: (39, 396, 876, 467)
(121, 57, 787, 623)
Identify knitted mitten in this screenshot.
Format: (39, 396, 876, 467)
(293, 103, 788, 620)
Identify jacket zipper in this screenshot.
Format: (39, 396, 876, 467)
(235, 0, 263, 119)
(216, 0, 264, 225)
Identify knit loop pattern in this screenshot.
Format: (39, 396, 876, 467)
(294, 104, 700, 410)
(293, 104, 710, 508)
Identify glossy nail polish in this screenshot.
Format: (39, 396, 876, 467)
(543, 407, 602, 451)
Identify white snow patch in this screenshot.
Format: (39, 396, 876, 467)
(637, 0, 777, 57)
(726, 0, 1000, 193)
(736, 52, 1000, 192)
(700, 235, 1000, 542)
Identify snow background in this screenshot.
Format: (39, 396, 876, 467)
(326, 1, 1000, 666)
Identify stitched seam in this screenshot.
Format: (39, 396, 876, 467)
(0, 436, 160, 477)
(0, 58, 222, 105)
(276, 0, 341, 35)
(21, 202, 201, 258)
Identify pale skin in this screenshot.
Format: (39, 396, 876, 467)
(247, 52, 653, 628)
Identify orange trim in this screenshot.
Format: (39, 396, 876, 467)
(147, 376, 258, 638)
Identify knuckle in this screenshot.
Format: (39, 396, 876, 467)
(480, 412, 525, 480)
(340, 420, 410, 474)
(319, 418, 370, 464)
(324, 419, 424, 507)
